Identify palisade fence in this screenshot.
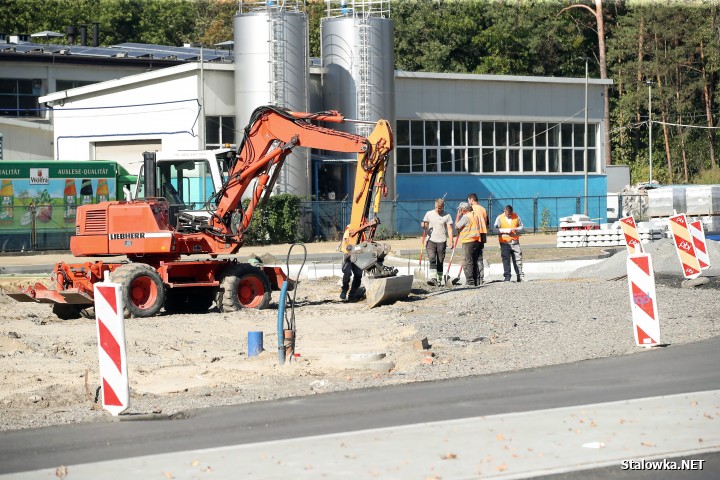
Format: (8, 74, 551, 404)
(0, 195, 646, 252)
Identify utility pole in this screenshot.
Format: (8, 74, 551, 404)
(646, 80, 653, 184)
(584, 59, 589, 216)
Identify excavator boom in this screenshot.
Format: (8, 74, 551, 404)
(209, 105, 410, 305)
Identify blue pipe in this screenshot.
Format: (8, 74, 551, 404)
(277, 279, 289, 364)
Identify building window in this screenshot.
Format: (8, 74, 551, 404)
(0, 78, 41, 117)
(396, 119, 598, 175)
(56, 80, 97, 91)
(205, 116, 236, 149)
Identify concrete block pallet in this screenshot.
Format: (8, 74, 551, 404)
(556, 227, 664, 248)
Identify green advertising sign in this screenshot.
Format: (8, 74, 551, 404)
(0, 161, 118, 233)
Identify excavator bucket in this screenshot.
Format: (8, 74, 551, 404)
(364, 274, 413, 308)
(6, 283, 93, 305)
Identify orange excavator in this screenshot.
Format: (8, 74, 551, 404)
(10, 106, 412, 318)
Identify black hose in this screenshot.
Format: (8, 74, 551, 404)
(283, 242, 307, 333)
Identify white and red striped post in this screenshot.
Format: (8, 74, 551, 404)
(668, 214, 702, 279)
(619, 215, 644, 255)
(94, 276, 130, 416)
(689, 220, 711, 270)
(626, 253, 661, 347)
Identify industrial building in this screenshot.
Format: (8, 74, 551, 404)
(2, 0, 612, 235)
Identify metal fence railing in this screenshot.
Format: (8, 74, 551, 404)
(298, 195, 620, 241)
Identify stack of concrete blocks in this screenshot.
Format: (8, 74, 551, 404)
(644, 184, 720, 235)
(556, 218, 664, 248)
(685, 185, 720, 234)
(556, 214, 599, 248)
(646, 186, 687, 218)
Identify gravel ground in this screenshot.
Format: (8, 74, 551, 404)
(1, 240, 718, 432)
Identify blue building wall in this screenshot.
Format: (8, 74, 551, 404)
(395, 174, 608, 235)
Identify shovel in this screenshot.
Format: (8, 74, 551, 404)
(442, 236, 460, 286)
(452, 264, 463, 286)
(413, 228, 427, 280)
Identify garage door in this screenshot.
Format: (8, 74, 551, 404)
(94, 140, 162, 175)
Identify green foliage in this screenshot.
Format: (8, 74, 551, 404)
(374, 226, 404, 241)
(608, 2, 720, 184)
(0, 0, 234, 47)
(242, 194, 302, 246)
(307, 1, 324, 58)
(540, 207, 552, 234)
(693, 166, 720, 184)
(392, 0, 596, 77)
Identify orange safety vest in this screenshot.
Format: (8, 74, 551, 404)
(472, 204, 488, 234)
(497, 213, 520, 243)
(459, 212, 480, 243)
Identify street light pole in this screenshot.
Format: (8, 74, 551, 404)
(584, 58, 589, 216)
(646, 80, 653, 184)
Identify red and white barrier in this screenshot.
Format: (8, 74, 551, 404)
(668, 214, 701, 279)
(689, 220, 711, 270)
(619, 215, 643, 254)
(626, 253, 661, 347)
(94, 280, 129, 416)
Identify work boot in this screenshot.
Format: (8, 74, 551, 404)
(504, 277, 511, 282)
(340, 289, 348, 300)
(427, 278, 438, 286)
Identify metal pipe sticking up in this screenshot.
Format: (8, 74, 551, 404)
(277, 242, 306, 364)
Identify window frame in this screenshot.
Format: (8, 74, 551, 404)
(395, 119, 599, 175)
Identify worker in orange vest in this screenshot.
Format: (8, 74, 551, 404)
(455, 202, 482, 287)
(493, 205, 525, 282)
(467, 193, 489, 283)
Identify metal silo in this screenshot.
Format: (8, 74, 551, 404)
(234, 5, 309, 196)
(318, 1, 395, 202)
(321, 15, 394, 136)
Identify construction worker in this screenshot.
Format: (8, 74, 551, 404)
(455, 202, 482, 287)
(467, 193, 489, 284)
(339, 225, 362, 300)
(494, 204, 525, 282)
(420, 198, 454, 286)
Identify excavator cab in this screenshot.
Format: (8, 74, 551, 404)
(135, 150, 232, 230)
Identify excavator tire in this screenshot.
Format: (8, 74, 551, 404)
(111, 263, 166, 318)
(164, 287, 215, 314)
(217, 264, 271, 312)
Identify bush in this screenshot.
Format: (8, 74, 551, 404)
(693, 166, 720, 184)
(540, 207, 552, 234)
(242, 194, 302, 245)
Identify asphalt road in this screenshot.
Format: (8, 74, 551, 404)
(1, 337, 719, 479)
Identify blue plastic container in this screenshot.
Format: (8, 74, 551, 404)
(248, 331, 263, 357)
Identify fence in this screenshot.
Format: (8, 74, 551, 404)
(0, 194, 646, 252)
(300, 195, 623, 241)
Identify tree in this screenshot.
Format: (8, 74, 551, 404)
(560, 0, 612, 166)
